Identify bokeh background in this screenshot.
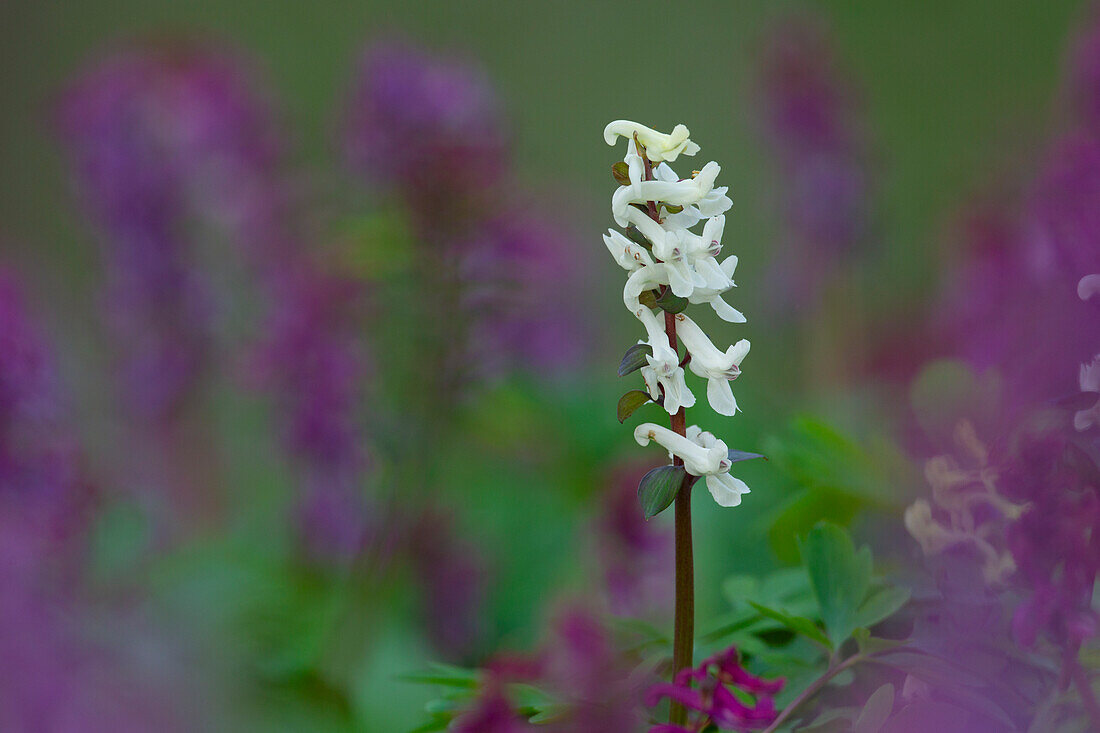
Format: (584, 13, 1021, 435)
(1, 1, 1097, 731)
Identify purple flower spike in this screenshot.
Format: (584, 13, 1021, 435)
(459, 208, 591, 377)
(646, 645, 784, 732)
(57, 44, 283, 422)
(252, 269, 373, 563)
(0, 270, 86, 571)
(343, 40, 507, 202)
(758, 14, 871, 312)
(1069, 6, 1100, 137)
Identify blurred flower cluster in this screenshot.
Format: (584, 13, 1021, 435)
(3, 4, 1100, 732)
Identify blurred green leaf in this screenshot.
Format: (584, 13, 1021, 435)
(799, 523, 872, 648)
(638, 464, 687, 519)
(748, 600, 832, 649)
(854, 587, 911, 630)
(400, 663, 480, 689)
(727, 449, 766, 463)
(639, 290, 658, 309)
(853, 629, 907, 656)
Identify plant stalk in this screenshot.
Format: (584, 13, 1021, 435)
(638, 137, 695, 725)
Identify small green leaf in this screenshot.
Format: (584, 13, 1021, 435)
(638, 465, 687, 520)
(618, 343, 652, 377)
(656, 288, 688, 314)
(400, 663, 480, 689)
(617, 390, 652, 423)
(727, 449, 766, 464)
(624, 226, 653, 250)
(638, 290, 658, 309)
(854, 684, 894, 733)
(800, 523, 872, 647)
(612, 161, 631, 186)
(853, 628, 907, 656)
(663, 203, 684, 214)
(747, 600, 832, 649)
(854, 587, 911, 629)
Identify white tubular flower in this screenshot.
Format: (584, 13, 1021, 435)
(1077, 356, 1100, 432)
(612, 162, 722, 226)
(603, 229, 655, 273)
(633, 423, 751, 507)
(674, 313, 749, 416)
(654, 162, 733, 229)
(604, 121, 701, 162)
(634, 307, 694, 415)
(687, 256, 746, 323)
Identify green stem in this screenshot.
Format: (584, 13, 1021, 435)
(762, 655, 864, 733)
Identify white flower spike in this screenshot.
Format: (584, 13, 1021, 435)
(604, 120, 755, 509)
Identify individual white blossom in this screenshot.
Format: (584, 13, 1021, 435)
(633, 423, 751, 507)
(603, 120, 701, 163)
(673, 313, 749, 416)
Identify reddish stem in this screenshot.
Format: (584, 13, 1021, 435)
(638, 137, 694, 724)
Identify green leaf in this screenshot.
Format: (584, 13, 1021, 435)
(612, 161, 631, 185)
(624, 226, 653, 250)
(854, 587, 911, 629)
(638, 465, 687, 520)
(400, 663, 480, 689)
(618, 343, 652, 377)
(663, 203, 684, 214)
(617, 389, 652, 423)
(638, 290, 658, 309)
(727, 449, 766, 463)
(853, 628, 908, 656)
(748, 600, 832, 649)
(656, 288, 688, 314)
(854, 684, 894, 733)
(800, 523, 872, 647)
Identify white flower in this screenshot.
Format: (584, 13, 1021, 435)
(674, 313, 749, 416)
(1076, 356, 1100, 431)
(633, 307, 695, 415)
(653, 162, 733, 228)
(687, 256, 746, 323)
(632, 423, 751, 507)
(603, 229, 654, 273)
(604, 120, 701, 162)
(611, 162, 722, 227)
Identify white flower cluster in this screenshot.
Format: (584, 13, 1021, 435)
(603, 120, 752, 507)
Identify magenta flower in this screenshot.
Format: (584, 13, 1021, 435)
(646, 647, 784, 732)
